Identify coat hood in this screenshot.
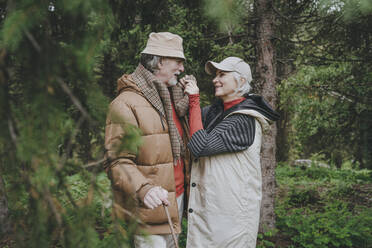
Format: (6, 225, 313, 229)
(236, 94, 280, 121)
(202, 94, 280, 132)
(116, 74, 141, 95)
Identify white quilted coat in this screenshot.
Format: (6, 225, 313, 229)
(186, 109, 270, 248)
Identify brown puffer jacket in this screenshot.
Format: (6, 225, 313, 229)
(104, 74, 190, 235)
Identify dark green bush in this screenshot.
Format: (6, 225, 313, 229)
(275, 164, 372, 248)
(277, 201, 372, 248)
(287, 187, 320, 207)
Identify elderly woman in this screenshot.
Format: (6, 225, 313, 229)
(181, 57, 279, 248)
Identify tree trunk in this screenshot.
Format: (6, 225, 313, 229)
(0, 175, 10, 236)
(254, 0, 277, 232)
(276, 60, 294, 162)
(0, 50, 11, 237)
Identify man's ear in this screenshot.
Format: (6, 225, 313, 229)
(157, 58, 164, 70)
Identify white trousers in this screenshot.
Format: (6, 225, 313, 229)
(134, 193, 184, 248)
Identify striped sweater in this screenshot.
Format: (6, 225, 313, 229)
(188, 114, 256, 157)
(187, 95, 256, 158)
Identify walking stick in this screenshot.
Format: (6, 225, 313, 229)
(163, 204, 180, 248)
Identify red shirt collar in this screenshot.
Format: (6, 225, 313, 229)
(223, 97, 246, 111)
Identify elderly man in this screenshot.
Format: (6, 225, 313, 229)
(104, 32, 191, 248)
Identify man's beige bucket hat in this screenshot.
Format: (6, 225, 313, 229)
(141, 32, 185, 60)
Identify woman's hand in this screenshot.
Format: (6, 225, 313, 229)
(180, 75, 199, 95)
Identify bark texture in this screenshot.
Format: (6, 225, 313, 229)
(254, 0, 278, 232)
(0, 175, 10, 236)
(276, 61, 293, 162)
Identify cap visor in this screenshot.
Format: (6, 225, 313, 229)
(205, 61, 234, 75)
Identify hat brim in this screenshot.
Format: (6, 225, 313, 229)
(141, 46, 185, 60)
(205, 61, 234, 75)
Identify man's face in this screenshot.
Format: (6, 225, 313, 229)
(155, 57, 185, 87)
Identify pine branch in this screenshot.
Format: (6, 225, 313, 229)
(272, 4, 327, 24)
(113, 203, 148, 227)
(7, 118, 17, 145)
(293, 84, 372, 105)
(307, 54, 366, 63)
(62, 117, 84, 166)
(24, 30, 41, 52)
(82, 158, 107, 169)
(44, 189, 62, 226)
(56, 77, 95, 124)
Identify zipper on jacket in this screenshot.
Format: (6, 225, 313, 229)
(156, 109, 166, 131)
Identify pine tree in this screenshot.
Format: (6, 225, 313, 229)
(275, 0, 372, 168)
(253, 0, 278, 232)
(0, 1, 141, 247)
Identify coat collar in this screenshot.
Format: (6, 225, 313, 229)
(131, 64, 166, 118)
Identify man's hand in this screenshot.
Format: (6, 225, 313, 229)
(143, 186, 170, 209)
(180, 75, 199, 95)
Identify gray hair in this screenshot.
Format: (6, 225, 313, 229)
(140, 53, 162, 73)
(232, 71, 251, 96)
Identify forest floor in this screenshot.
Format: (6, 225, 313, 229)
(1, 163, 371, 248)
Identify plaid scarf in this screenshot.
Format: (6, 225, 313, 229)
(131, 64, 189, 164)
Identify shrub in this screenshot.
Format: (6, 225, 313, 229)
(275, 164, 372, 248)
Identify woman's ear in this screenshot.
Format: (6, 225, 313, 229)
(240, 77, 246, 84)
(236, 76, 246, 88)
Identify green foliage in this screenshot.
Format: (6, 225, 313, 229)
(274, 0, 372, 166)
(277, 202, 372, 248)
(257, 230, 276, 248)
(1, 0, 371, 246)
(278, 62, 372, 168)
(100, 0, 257, 102)
(119, 124, 143, 155)
(275, 164, 372, 248)
(203, 0, 252, 32)
(0, 0, 141, 247)
(2, 0, 245, 246)
(319, 0, 372, 19)
(179, 218, 188, 247)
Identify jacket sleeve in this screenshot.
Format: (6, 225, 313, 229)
(187, 114, 256, 158)
(104, 98, 153, 202)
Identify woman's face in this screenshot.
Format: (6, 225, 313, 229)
(213, 70, 239, 102)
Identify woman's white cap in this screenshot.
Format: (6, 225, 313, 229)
(205, 57, 252, 82)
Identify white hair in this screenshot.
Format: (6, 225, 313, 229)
(232, 71, 252, 96)
(140, 53, 162, 73)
